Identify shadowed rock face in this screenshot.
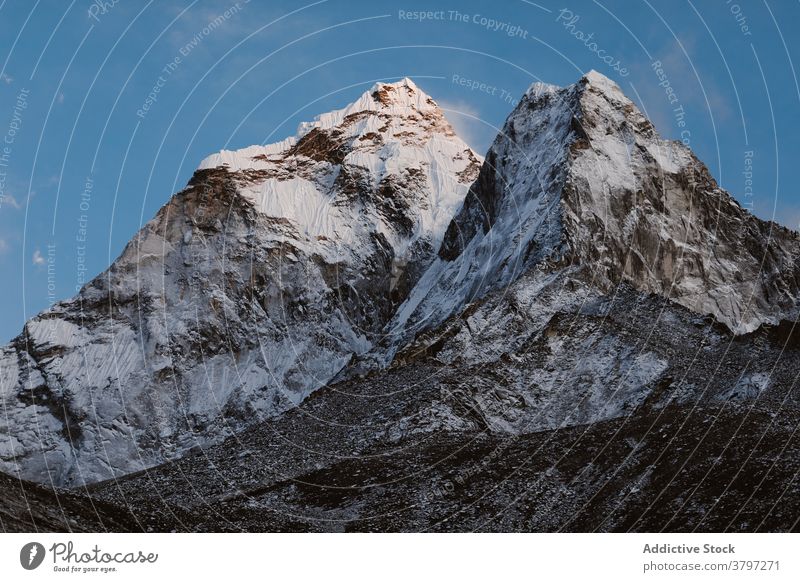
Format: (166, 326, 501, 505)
(560, 73, 800, 334)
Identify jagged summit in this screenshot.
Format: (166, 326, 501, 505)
(581, 68, 623, 91)
(524, 70, 622, 102)
(297, 77, 441, 134)
(564, 71, 800, 333)
(200, 77, 457, 171)
(196, 77, 480, 257)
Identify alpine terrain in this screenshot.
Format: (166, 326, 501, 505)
(1, 72, 798, 533)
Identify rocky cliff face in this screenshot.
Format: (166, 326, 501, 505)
(0, 78, 481, 486)
(563, 72, 800, 333)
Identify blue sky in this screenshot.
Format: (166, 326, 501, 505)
(0, 0, 798, 342)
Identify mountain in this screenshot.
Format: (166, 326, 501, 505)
(389, 70, 800, 347)
(361, 70, 800, 438)
(0, 78, 481, 486)
(1, 71, 799, 533)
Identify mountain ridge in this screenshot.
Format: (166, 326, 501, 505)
(1, 71, 799, 491)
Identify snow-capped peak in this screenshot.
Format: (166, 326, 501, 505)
(199, 78, 450, 171)
(524, 70, 621, 102)
(580, 69, 623, 94)
(197, 78, 480, 256)
(296, 77, 439, 136)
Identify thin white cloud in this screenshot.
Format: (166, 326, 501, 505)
(167, 1, 250, 50)
(32, 249, 45, 266)
(627, 36, 732, 136)
(0, 193, 22, 210)
(0, 238, 8, 254)
(0, 73, 12, 84)
(437, 99, 484, 151)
